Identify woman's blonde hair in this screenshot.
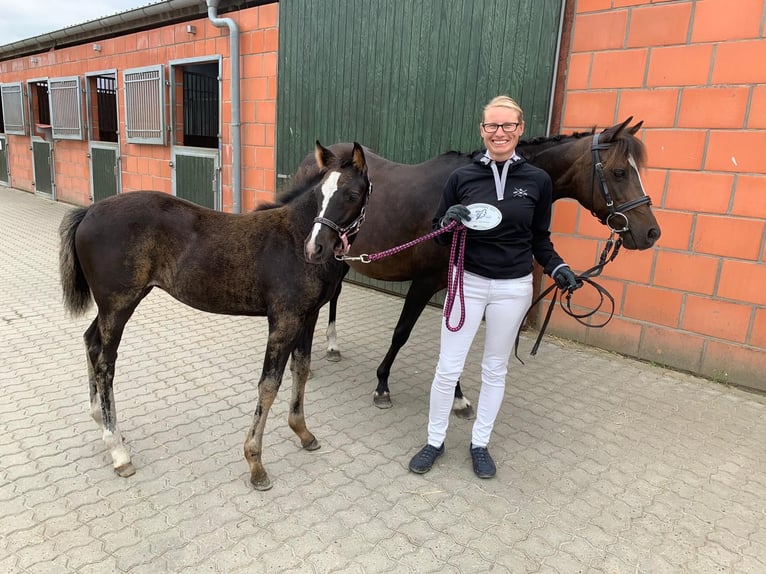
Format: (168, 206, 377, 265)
(483, 95, 524, 122)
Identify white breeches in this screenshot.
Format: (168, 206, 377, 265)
(428, 270, 533, 448)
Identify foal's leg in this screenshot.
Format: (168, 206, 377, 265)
(84, 318, 103, 427)
(93, 309, 137, 477)
(244, 322, 297, 491)
(288, 311, 320, 450)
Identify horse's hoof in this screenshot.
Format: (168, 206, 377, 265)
(326, 349, 342, 362)
(114, 462, 136, 477)
(251, 474, 273, 491)
(302, 438, 321, 451)
(373, 393, 393, 409)
(453, 404, 475, 420)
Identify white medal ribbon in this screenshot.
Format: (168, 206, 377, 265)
(490, 159, 511, 201)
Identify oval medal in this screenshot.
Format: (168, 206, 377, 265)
(464, 203, 502, 230)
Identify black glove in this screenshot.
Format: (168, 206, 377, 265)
(440, 204, 471, 227)
(552, 265, 580, 292)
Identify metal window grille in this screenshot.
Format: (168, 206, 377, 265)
(124, 65, 165, 145)
(1, 82, 26, 135)
(183, 70, 219, 148)
(96, 76, 118, 143)
(33, 81, 51, 125)
(49, 76, 84, 140)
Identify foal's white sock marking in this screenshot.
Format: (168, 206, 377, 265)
(103, 429, 131, 468)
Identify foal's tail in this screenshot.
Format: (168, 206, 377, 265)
(59, 207, 93, 317)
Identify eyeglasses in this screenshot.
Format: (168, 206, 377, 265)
(481, 122, 520, 133)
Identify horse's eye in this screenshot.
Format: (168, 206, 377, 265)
(347, 192, 361, 202)
(613, 168, 627, 178)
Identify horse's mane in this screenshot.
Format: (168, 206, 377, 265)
(520, 129, 595, 147)
(441, 149, 476, 159)
(519, 126, 647, 168)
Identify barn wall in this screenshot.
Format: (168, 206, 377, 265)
(550, 0, 766, 390)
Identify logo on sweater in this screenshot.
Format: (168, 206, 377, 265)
(512, 187, 528, 198)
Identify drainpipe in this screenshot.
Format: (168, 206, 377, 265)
(207, 0, 241, 213)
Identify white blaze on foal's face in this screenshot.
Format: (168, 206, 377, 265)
(306, 170, 342, 253)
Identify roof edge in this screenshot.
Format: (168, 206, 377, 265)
(0, 0, 273, 63)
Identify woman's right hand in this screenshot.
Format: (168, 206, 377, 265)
(441, 204, 471, 227)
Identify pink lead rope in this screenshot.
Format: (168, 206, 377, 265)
(443, 222, 467, 331)
(339, 220, 468, 331)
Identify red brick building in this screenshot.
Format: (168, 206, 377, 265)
(1, 0, 763, 390)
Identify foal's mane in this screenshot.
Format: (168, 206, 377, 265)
(254, 168, 327, 212)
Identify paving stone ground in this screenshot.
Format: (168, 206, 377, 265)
(1, 186, 765, 574)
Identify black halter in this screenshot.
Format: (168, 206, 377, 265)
(313, 180, 373, 241)
(591, 133, 652, 233)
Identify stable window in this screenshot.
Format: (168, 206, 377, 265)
(180, 64, 219, 148)
(0, 82, 26, 135)
(49, 76, 84, 140)
(87, 74, 118, 142)
(123, 65, 165, 145)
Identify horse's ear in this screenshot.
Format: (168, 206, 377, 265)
(315, 140, 336, 169)
(351, 142, 368, 178)
(629, 119, 644, 135)
(600, 117, 633, 143)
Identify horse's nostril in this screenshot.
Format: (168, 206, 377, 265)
(648, 227, 661, 241)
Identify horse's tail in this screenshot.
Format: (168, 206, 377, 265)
(58, 207, 92, 317)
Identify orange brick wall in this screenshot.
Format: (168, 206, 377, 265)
(552, 0, 766, 390)
(0, 3, 278, 211)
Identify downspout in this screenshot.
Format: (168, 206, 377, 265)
(207, 0, 241, 213)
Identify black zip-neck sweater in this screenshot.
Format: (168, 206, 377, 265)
(433, 151, 565, 280)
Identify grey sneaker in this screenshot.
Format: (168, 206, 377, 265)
(408, 443, 445, 474)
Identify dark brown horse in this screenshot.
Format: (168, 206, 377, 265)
(294, 119, 661, 414)
(59, 142, 370, 491)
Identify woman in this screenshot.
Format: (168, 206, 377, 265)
(408, 95, 579, 478)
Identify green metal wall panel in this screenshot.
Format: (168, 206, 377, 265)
(91, 147, 118, 202)
(277, 0, 563, 178)
(32, 140, 53, 195)
(0, 137, 8, 185)
(175, 153, 216, 209)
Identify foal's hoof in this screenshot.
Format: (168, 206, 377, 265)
(250, 474, 273, 491)
(114, 462, 136, 478)
(302, 438, 321, 451)
(373, 392, 393, 409)
(452, 403, 476, 420)
(326, 349, 342, 362)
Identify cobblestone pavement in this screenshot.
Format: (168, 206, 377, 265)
(1, 186, 766, 574)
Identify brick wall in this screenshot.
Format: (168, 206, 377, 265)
(0, 3, 278, 211)
(549, 0, 766, 390)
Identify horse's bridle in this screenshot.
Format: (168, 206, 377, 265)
(313, 180, 373, 254)
(591, 133, 652, 233)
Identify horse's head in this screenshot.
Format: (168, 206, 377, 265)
(304, 141, 371, 263)
(584, 118, 661, 250)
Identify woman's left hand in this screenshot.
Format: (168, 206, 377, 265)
(553, 266, 580, 292)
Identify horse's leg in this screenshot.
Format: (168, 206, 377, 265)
(374, 278, 475, 419)
(325, 264, 349, 362)
(92, 309, 136, 477)
(244, 321, 298, 491)
(84, 318, 103, 427)
(288, 310, 320, 450)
